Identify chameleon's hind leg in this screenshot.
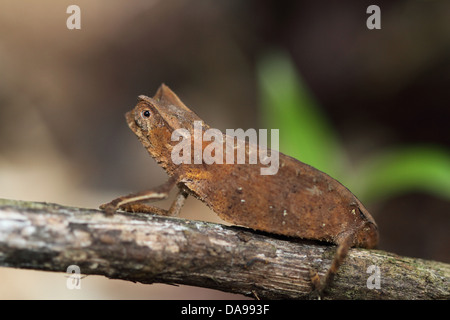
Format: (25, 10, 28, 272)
(100, 175, 182, 216)
(310, 233, 354, 297)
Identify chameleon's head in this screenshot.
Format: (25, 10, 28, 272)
(125, 96, 174, 165)
(124, 84, 205, 170)
(126, 96, 167, 134)
(128, 84, 206, 135)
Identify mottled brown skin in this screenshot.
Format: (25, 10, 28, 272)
(101, 84, 378, 294)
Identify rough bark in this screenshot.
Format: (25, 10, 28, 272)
(0, 198, 448, 299)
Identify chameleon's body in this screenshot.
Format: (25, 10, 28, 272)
(101, 84, 378, 294)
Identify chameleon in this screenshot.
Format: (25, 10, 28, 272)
(100, 84, 379, 294)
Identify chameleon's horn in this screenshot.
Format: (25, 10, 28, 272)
(154, 83, 191, 113)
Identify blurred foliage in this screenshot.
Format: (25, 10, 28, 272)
(357, 146, 450, 202)
(258, 50, 347, 180)
(257, 50, 450, 204)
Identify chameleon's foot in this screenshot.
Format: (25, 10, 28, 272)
(99, 202, 117, 216)
(309, 269, 324, 299)
(309, 269, 321, 290)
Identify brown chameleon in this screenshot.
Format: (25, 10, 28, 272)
(100, 84, 378, 294)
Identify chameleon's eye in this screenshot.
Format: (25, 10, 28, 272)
(142, 110, 151, 118)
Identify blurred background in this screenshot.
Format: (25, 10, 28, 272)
(0, 0, 449, 299)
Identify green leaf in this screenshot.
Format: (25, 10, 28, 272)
(357, 146, 450, 203)
(257, 50, 346, 180)
(257, 49, 450, 206)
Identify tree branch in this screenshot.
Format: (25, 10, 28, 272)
(0, 198, 448, 299)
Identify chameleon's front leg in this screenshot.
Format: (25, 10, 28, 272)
(117, 189, 188, 217)
(100, 175, 187, 216)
